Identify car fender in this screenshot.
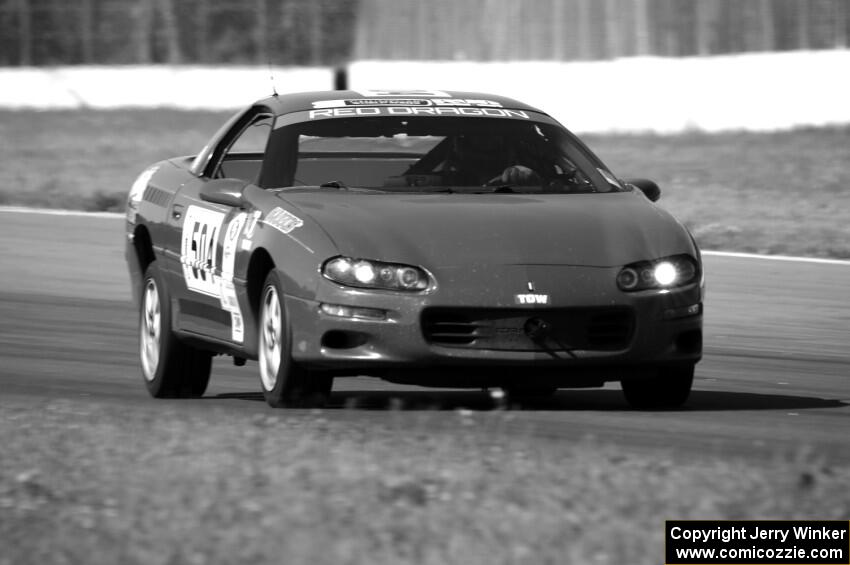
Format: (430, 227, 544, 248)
(126, 159, 191, 305)
(238, 185, 339, 296)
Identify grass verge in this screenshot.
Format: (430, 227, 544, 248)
(1, 110, 848, 257)
(584, 128, 850, 258)
(1, 397, 847, 565)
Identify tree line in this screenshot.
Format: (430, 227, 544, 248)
(355, 0, 850, 61)
(0, 0, 358, 66)
(1, 0, 847, 66)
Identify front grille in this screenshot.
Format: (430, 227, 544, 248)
(422, 316, 480, 345)
(421, 307, 634, 351)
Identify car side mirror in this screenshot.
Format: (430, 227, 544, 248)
(624, 178, 661, 202)
(200, 178, 248, 208)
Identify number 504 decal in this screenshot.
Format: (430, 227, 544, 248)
(181, 205, 225, 297)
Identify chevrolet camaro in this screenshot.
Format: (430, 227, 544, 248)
(125, 89, 704, 408)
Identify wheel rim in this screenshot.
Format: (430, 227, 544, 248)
(140, 278, 161, 381)
(259, 285, 283, 392)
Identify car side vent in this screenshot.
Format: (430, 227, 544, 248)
(143, 186, 171, 207)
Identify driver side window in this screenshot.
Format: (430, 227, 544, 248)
(217, 114, 272, 183)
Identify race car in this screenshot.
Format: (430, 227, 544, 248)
(125, 89, 703, 409)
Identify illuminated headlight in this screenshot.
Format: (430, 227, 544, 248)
(616, 255, 699, 292)
(322, 256, 431, 291)
(653, 262, 677, 286)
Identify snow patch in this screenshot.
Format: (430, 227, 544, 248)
(1, 51, 848, 132)
(0, 65, 333, 110)
(348, 51, 850, 133)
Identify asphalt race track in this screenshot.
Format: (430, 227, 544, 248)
(1, 210, 848, 464)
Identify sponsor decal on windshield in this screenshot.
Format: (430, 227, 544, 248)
(354, 89, 451, 97)
(314, 98, 431, 108)
(308, 106, 529, 120)
(312, 98, 504, 109)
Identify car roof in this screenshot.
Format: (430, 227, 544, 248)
(254, 90, 546, 116)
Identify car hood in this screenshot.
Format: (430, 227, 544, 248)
(279, 191, 695, 268)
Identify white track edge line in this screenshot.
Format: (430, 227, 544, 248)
(0, 206, 123, 219)
(701, 251, 850, 266)
(1, 205, 848, 266)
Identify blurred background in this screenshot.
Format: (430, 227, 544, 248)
(2, 7, 849, 565)
(0, 0, 847, 65)
(0, 0, 848, 257)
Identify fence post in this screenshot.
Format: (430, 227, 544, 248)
(797, 0, 810, 50)
(196, 0, 209, 63)
(633, 0, 649, 55)
(694, 0, 713, 55)
(577, 0, 592, 59)
(758, 0, 774, 51)
(155, 0, 181, 63)
(412, 1, 430, 59)
(255, 0, 267, 64)
(834, 0, 847, 48)
(661, 0, 676, 55)
(80, 0, 94, 63)
(309, 0, 322, 65)
(132, 0, 153, 63)
(605, 0, 621, 59)
(279, 0, 295, 64)
(17, 0, 32, 65)
(550, 0, 564, 59)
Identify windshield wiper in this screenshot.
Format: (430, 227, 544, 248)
(319, 180, 348, 190)
(481, 185, 518, 193)
(386, 187, 456, 193)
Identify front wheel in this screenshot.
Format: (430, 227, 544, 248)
(257, 271, 332, 408)
(139, 261, 212, 398)
(621, 364, 694, 409)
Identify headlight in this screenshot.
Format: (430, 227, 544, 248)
(616, 255, 698, 292)
(322, 256, 431, 291)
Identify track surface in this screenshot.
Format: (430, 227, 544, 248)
(1, 211, 848, 464)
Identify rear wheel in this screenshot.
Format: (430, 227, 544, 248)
(258, 271, 332, 408)
(621, 364, 694, 409)
(139, 262, 212, 398)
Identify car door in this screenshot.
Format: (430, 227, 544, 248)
(164, 107, 273, 344)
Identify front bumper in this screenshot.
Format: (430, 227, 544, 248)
(286, 264, 702, 384)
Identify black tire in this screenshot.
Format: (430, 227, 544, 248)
(139, 261, 212, 398)
(621, 364, 694, 409)
(257, 271, 332, 408)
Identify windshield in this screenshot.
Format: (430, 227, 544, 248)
(261, 116, 625, 194)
